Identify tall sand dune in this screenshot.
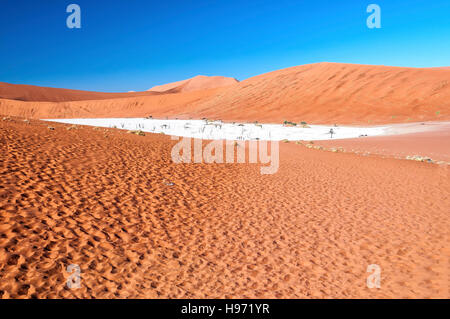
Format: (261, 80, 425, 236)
(191, 63, 450, 124)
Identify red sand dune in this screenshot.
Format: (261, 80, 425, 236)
(0, 117, 448, 298)
(147, 75, 239, 93)
(0, 82, 162, 102)
(0, 88, 224, 119)
(190, 63, 450, 124)
(1, 63, 449, 124)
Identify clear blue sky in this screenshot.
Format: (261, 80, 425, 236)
(1, 0, 449, 92)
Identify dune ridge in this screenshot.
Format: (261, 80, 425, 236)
(0, 82, 163, 102)
(147, 75, 239, 93)
(0, 88, 224, 119)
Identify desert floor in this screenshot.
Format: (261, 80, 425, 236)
(0, 117, 449, 298)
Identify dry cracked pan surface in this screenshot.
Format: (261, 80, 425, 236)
(0, 118, 449, 298)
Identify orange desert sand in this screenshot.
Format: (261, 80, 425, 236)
(0, 63, 449, 299)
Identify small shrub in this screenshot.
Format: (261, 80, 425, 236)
(283, 120, 297, 127)
(127, 130, 145, 136)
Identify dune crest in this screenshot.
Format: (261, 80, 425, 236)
(0, 87, 224, 119)
(0, 82, 161, 102)
(147, 75, 239, 93)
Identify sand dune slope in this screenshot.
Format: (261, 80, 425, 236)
(192, 63, 450, 124)
(0, 82, 161, 102)
(148, 75, 239, 93)
(0, 88, 224, 119)
(0, 117, 448, 298)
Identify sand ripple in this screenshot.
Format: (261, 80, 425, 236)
(0, 118, 448, 298)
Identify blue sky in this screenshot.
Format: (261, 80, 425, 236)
(1, 0, 449, 92)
